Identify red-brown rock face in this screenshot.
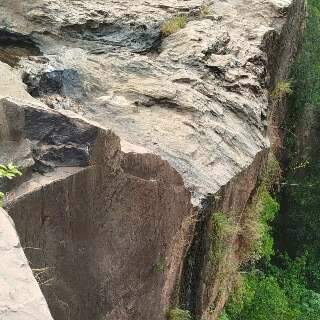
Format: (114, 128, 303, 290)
(1, 98, 194, 320)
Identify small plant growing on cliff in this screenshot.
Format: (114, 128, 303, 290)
(154, 256, 166, 273)
(199, 4, 212, 17)
(271, 80, 293, 100)
(168, 308, 192, 320)
(254, 190, 279, 260)
(209, 212, 238, 266)
(161, 16, 187, 36)
(240, 154, 281, 262)
(262, 153, 282, 189)
(0, 163, 21, 206)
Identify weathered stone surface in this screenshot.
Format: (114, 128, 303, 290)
(23, 69, 84, 100)
(0, 208, 54, 320)
(0, 62, 36, 103)
(0, 29, 41, 67)
(0, 0, 300, 204)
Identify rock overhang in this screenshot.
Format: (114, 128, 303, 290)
(0, 0, 294, 204)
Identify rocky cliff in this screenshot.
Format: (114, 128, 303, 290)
(0, 0, 305, 319)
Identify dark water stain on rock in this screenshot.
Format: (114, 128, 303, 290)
(0, 29, 42, 66)
(62, 22, 162, 53)
(179, 197, 213, 316)
(39, 70, 85, 100)
(23, 69, 85, 101)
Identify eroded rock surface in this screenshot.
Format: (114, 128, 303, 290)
(0, 0, 300, 203)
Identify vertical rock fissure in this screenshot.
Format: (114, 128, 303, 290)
(179, 197, 214, 316)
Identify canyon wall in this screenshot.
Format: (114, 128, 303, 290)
(0, 0, 306, 319)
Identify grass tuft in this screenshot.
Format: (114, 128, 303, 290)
(154, 256, 166, 273)
(271, 80, 293, 100)
(209, 212, 238, 267)
(168, 308, 192, 320)
(199, 5, 212, 17)
(161, 16, 187, 36)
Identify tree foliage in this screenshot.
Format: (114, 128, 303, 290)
(278, 0, 320, 292)
(223, 256, 320, 320)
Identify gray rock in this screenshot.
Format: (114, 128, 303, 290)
(0, 97, 98, 178)
(2, 0, 293, 204)
(25, 69, 85, 100)
(0, 208, 54, 320)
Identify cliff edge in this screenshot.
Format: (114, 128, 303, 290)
(0, 0, 305, 319)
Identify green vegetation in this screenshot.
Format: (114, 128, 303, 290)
(277, 0, 320, 294)
(0, 163, 21, 206)
(0, 163, 21, 180)
(205, 155, 282, 317)
(261, 153, 282, 188)
(223, 274, 293, 320)
(271, 80, 293, 101)
(222, 256, 320, 320)
(154, 256, 166, 273)
(199, 5, 212, 17)
(168, 308, 192, 320)
(214, 187, 281, 320)
(240, 154, 281, 263)
(210, 212, 238, 266)
(252, 190, 279, 261)
(221, 2, 320, 319)
(161, 16, 187, 36)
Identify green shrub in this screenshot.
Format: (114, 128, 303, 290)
(243, 276, 293, 320)
(240, 187, 279, 263)
(0, 163, 22, 206)
(209, 212, 238, 266)
(255, 190, 279, 261)
(154, 256, 166, 273)
(224, 272, 297, 320)
(168, 308, 192, 320)
(262, 153, 282, 189)
(223, 255, 320, 320)
(271, 80, 293, 100)
(161, 16, 187, 36)
(219, 311, 230, 320)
